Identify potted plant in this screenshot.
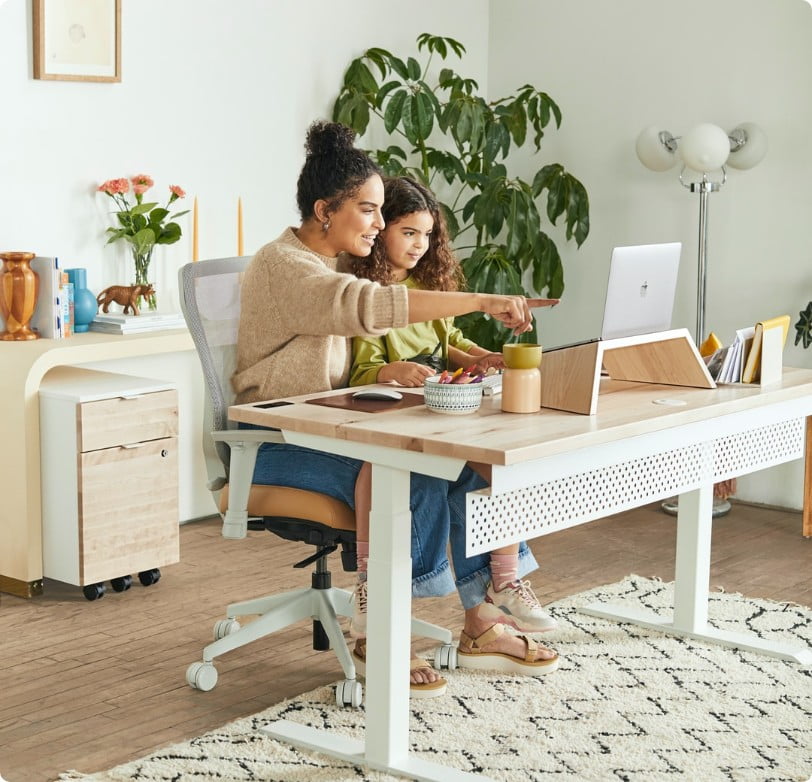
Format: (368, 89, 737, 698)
(333, 33, 590, 350)
(795, 301, 812, 349)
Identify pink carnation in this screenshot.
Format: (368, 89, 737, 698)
(169, 185, 186, 198)
(98, 177, 130, 195)
(131, 174, 154, 188)
(132, 183, 150, 195)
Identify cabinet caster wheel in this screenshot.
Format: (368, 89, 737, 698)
(138, 568, 161, 586)
(83, 583, 106, 601)
(110, 575, 132, 592)
(434, 643, 458, 670)
(213, 618, 240, 640)
(186, 662, 218, 691)
(335, 679, 363, 708)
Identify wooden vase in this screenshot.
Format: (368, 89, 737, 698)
(0, 251, 40, 340)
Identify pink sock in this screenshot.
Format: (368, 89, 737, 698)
(489, 552, 518, 591)
(356, 541, 369, 581)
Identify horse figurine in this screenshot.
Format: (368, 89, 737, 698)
(96, 283, 156, 316)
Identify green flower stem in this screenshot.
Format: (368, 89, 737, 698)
(132, 248, 157, 311)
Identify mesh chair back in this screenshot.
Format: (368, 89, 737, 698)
(179, 257, 251, 480)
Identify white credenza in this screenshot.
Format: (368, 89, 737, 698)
(39, 367, 181, 600)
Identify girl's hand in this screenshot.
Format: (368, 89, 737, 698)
(480, 294, 533, 335)
(377, 361, 436, 387)
(468, 352, 505, 372)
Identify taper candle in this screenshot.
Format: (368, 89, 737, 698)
(192, 196, 199, 262)
(237, 197, 244, 256)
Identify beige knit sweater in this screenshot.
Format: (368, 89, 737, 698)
(232, 227, 409, 404)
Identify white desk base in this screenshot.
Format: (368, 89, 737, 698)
(262, 719, 496, 782)
(580, 485, 812, 665)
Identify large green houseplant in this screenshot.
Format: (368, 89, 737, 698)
(333, 33, 590, 349)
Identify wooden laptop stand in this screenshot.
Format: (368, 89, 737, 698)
(539, 328, 715, 415)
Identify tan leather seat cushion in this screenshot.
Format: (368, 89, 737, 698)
(219, 484, 355, 532)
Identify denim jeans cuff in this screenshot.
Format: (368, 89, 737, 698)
(411, 562, 457, 600)
(455, 547, 539, 610)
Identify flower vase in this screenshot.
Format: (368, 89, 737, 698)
(66, 268, 98, 333)
(132, 249, 157, 311)
(0, 251, 40, 340)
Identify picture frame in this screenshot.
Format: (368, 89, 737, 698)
(33, 0, 121, 83)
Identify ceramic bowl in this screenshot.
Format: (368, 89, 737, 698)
(424, 375, 483, 415)
(502, 342, 543, 369)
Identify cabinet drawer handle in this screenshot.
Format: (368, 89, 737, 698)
(120, 443, 148, 449)
(117, 394, 146, 400)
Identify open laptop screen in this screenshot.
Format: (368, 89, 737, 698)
(600, 242, 682, 340)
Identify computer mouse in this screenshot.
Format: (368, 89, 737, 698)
(352, 389, 403, 401)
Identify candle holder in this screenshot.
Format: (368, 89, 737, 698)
(0, 251, 40, 340)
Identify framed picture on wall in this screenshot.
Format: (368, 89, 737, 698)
(33, 0, 121, 83)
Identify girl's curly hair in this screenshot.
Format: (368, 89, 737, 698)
(296, 121, 381, 220)
(352, 176, 465, 292)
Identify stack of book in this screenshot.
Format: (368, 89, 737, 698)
(90, 311, 186, 334)
(30, 256, 71, 338)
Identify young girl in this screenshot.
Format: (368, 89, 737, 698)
(348, 176, 558, 653)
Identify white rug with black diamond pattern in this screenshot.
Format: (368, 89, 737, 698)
(60, 575, 812, 782)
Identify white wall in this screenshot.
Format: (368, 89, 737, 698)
(0, 0, 490, 519)
(487, 0, 812, 508)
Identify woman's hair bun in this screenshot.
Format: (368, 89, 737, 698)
(305, 121, 356, 158)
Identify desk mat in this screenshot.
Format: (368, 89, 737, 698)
(305, 390, 425, 414)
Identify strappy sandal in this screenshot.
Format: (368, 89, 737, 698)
(352, 639, 447, 699)
(457, 621, 559, 676)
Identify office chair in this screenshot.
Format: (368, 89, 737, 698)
(178, 257, 455, 707)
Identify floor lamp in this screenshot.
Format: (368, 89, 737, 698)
(635, 121, 768, 517)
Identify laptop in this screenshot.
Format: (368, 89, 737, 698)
(600, 242, 682, 340)
(541, 241, 682, 357)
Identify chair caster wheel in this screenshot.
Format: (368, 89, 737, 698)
(213, 618, 241, 640)
(110, 575, 132, 592)
(138, 568, 161, 586)
(83, 582, 106, 601)
(434, 643, 458, 670)
(186, 662, 218, 691)
(335, 679, 363, 708)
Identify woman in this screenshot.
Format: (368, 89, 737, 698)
(233, 121, 558, 697)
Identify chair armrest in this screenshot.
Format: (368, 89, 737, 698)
(210, 428, 284, 540)
(212, 429, 286, 445)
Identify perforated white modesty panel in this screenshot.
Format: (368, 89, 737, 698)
(466, 418, 805, 555)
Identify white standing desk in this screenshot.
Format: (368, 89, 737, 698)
(229, 371, 812, 782)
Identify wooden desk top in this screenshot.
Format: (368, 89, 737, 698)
(230, 368, 812, 467)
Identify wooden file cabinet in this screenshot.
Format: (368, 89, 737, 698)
(39, 367, 180, 600)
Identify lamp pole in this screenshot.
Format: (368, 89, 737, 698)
(685, 174, 721, 346)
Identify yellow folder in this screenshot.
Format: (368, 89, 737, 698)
(742, 314, 791, 384)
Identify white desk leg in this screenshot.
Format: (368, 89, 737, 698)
(263, 463, 495, 781)
(672, 485, 712, 632)
(365, 462, 413, 769)
(582, 484, 812, 664)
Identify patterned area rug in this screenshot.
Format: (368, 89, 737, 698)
(60, 575, 812, 782)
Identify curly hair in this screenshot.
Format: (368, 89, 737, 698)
(351, 176, 465, 292)
(295, 121, 381, 220)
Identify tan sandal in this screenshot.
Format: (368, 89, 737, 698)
(457, 622, 559, 676)
(352, 639, 447, 699)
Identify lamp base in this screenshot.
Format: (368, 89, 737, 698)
(661, 497, 732, 517)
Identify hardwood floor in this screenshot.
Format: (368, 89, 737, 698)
(0, 502, 809, 782)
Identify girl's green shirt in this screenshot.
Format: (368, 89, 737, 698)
(349, 277, 476, 386)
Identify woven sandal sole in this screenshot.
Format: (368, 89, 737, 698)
(456, 649, 559, 677)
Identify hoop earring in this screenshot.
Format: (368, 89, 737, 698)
(322, 220, 330, 232)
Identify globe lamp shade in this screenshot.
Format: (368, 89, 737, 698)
(727, 122, 768, 170)
(680, 123, 730, 173)
(635, 126, 679, 171)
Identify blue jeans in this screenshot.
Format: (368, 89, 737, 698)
(240, 426, 537, 609)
